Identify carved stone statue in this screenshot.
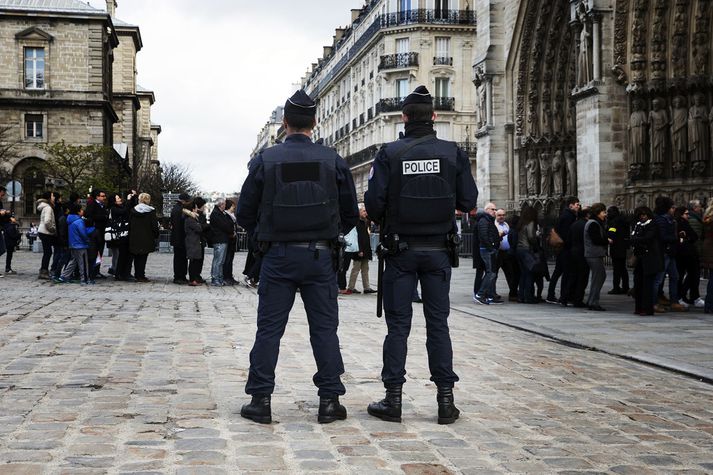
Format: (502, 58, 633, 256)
(552, 150, 564, 196)
(648, 98, 669, 178)
(671, 96, 688, 174)
(477, 82, 487, 128)
(539, 152, 552, 196)
(576, 5, 592, 87)
(629, 99, 648, 165)
(565, 151, 577, 196)
(525, 150, 540, 196)
(688, 93, 710, 174)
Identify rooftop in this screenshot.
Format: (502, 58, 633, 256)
(0, 0, 107, 16)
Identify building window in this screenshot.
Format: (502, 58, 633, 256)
(24, 47, 45, 89)
(25, 114, 44, 139)
(435, 78, 450, 98)
(396, 78, 409, 99)
(435, 0, 449, 19)
(396, 38, 410, 67)
(436, 37, 450, 57)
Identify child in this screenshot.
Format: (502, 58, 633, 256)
(59, 204, 96, 285)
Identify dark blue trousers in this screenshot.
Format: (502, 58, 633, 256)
(245, 244, 345, 397)
(381, 250, 458, 388)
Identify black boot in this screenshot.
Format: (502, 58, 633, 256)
(240, 394, 271, 424)
(367, 385, 402, 422)
(317, 396, 347, 424)
(437, 386, 460, 425)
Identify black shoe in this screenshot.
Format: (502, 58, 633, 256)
(240, 394, 272, 424)
(107, 268, 115, 275)
(95, 273, 107, 280)
(363, 288, 377, 294)
(367, 385, 402, 422)
(317, 396, 347, 424)
(173, 278, 188, 285)
(607, 288, 622, 295)
(437, 386, 460, 425)
(588, 305, 606, 311)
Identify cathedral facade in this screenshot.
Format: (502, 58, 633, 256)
(476, 0, 713, 213)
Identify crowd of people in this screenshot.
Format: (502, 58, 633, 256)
(470, 195, 713, 315)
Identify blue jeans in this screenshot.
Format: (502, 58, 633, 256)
(654, 254, 679, 302)
(477, 247, 498, 298)
(211, 243, 227, 283)
(516, 249, 535, 303)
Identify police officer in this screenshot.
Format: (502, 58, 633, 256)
(236, 90, 359, 424)
(364, 86, 478, 424)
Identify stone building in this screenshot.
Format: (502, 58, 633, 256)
(0, 0, 160, 222)
(251, 106, 284, 158)
(296, 0, 478, 199)
(474, 0, 713, 213)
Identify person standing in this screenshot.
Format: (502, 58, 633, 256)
(584, 203, 609, 311)
(675, 206, 700, 307)
(59, 204, 95, 285)
(631, 207, 663, 316)
(223, 199, 239, 285)
(547, 196, 580, 304)
(128, 193, 159, 282)
(184, 201, 205, 286)
(653, 196, 687, 312)
(112, 192, 135, 281)
(3, 216, 20, 275)
(686, 200, 705, 307)
(701, 203, 713, 314)
(170, 193, 192, 284)
(37, 191, 57, 279)
(0, 186, 11, 277)
(495, 209, 519, 301)
(237, 90, 359, 424)
(347, 206, 376, 293)
(209, 198, 235, 286)
(606, 206, 630, 295)
(85, 189, 109, 279)
(516, 206, 540, 304)
(474, 202, 502, 305)
(364, 86, 478, 424)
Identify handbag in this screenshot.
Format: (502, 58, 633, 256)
(548, 227, 564, 249)
(344, 226, 359, 253)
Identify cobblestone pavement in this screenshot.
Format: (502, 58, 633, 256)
(1, 252, 712, 474)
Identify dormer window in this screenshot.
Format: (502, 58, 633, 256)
(24, 47, 45, 89)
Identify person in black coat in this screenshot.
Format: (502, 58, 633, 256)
(128, 193, 160, 282)
(85, 189, 109, 278)
(3, 216, 20, 274)
(548, 196, 580, 303)
(471, 211, 486, 297)
(606, 206, 630, 294)
(674, 206, 700, 305)
(223, 199, 239, 285)
(563, 207, 590, 307)
(209, 199, 236, 286)
(170, 193, 192, 283)
(347, 207, 375, 293)
(474, 203, 502, 304)
(631, 206, 664, 315)
(113, 192, 136, 281)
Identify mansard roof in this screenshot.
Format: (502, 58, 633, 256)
(0, 0, 106, 16)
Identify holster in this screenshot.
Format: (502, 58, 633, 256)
(446, 232, 461, 268)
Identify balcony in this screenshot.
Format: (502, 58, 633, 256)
(379, 52, 419, 71)
(457, 142, 478, 156)
(359, 113, 365, 126)
(381, 9, 477, 27)
(368, 107, 374, 120)
(433, 56, 453, 66)
(376, 97, 404, 114)
(434, 97, 455, 111)
(345, 144, 382, 168)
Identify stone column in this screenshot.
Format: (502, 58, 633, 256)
(486, 76, 494, 126)
(591, 13, 601, 81)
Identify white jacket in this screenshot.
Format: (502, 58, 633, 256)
(37, 200, 56, 236)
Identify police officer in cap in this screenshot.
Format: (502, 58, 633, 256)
(364, 85, 477, 424)
(236, 90, 359, 424)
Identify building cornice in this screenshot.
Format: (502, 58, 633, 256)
(115, 24, 142, 51)
(0, 96, 119, 122)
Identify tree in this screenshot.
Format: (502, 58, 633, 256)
(39, 140, 123, 195)
(160, 162, 200, 196)
(0, 125, 19, 183)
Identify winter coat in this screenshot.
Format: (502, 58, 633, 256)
(584, 218, 608, 258)
(352, 219, 372, 261)
(2, 222, 20, 249)
(556, 208, 577, 249)
(701, 218, 713, 270)
(184, 210, 205, 260)
(675, 217, 698, 258)
(129, 204, 160, 255)
(654, 213, 678, 256)
(56, 214, 69, 248)
(209, 208, 235, 244)
(37, 200, 56, 236)
(569, 219, 587, 258)
(170, 202, 186, 248)
(109, 204, 130, 248)
(631, 219, 664, 275)
(68, 214, 95, 250)
(517, 221, 538, 252)
(607, 214, 630, 259)
(688, 211, 704, 257)
(477, 213, 501, 250)
(85, 199, 109, 232)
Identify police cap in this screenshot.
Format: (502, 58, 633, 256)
(401, 85, 433, 109)
(284, 90, 317, 118)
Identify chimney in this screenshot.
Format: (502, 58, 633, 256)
(323, 46, 333, 58)
(335, 28, 345, 42)
(351, 9, 361, 23)
(106, 0, 117, 18)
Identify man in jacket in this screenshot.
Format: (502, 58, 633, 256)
(548, 196, 580, 304)
(85, 189, 109, 279)
(606, 206, 630, 294)
(347, 206, 375, 293)
(171, 193, 192, 284)
(653, 196, 686, 312)
(687, 199, 705, 306)
(474, 203, 503, 305)
(209, 198, 235, 286)
(59, 204, 95, 285)
(495, 209, 519, 301)
(237, 90, 359, 424)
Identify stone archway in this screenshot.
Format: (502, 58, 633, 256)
(12, 157, 46, 219)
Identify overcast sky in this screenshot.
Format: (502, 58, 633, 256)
(88, 0, 361, 193)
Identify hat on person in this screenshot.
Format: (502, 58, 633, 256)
(402, 85, 433, 108)
(284, 90, 317, 117)
(178, 193, 191, 201)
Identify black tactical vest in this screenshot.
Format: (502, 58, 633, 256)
(385, 135, 457, 236)
(257, 142, 340, 242)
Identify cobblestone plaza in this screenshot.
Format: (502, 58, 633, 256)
(1, 252, 712, 474)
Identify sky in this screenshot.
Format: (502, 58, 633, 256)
(88, 0, 361, 193)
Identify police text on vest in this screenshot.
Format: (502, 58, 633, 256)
(402, 159, 441, 175)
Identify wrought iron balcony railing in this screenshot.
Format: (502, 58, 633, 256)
(381, 9, 477, 27)
(376, 97, 404, 114)
(379, 52, 419, 71)
(457, 142, 478, 156)
(434, 97, 455, 111)
(345, 144, 382, 168)
(433, 56, 453, 66)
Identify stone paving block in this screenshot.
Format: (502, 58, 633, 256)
(174, 438, 227, 451)
(234, 456, 287, 471)
(177, 450, 226, 465)
(401, 463, 454, 475)
(0, 464, 44, 475)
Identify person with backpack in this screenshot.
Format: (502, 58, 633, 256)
(59, 204, 95, 285)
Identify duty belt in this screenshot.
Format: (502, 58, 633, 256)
(280, 241, 332, 250)
(405, 242, 447, 252)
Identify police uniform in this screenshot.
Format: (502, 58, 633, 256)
(364, 86, 478, 424)
(236, 90, 359, 424)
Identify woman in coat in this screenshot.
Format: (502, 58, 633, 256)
(607, 206, 630, 294)
(128, 193, 159, 282)
(631, 206, 664, 316)
(516, 206, 540, 304)
(674, 206, 699, 306)
(184, 200, 207, 286)
(113, 192, 136, 281)
(702, 203, 713, 314)
(37, 191, 57, 279)
(584, 203, 609, 311)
